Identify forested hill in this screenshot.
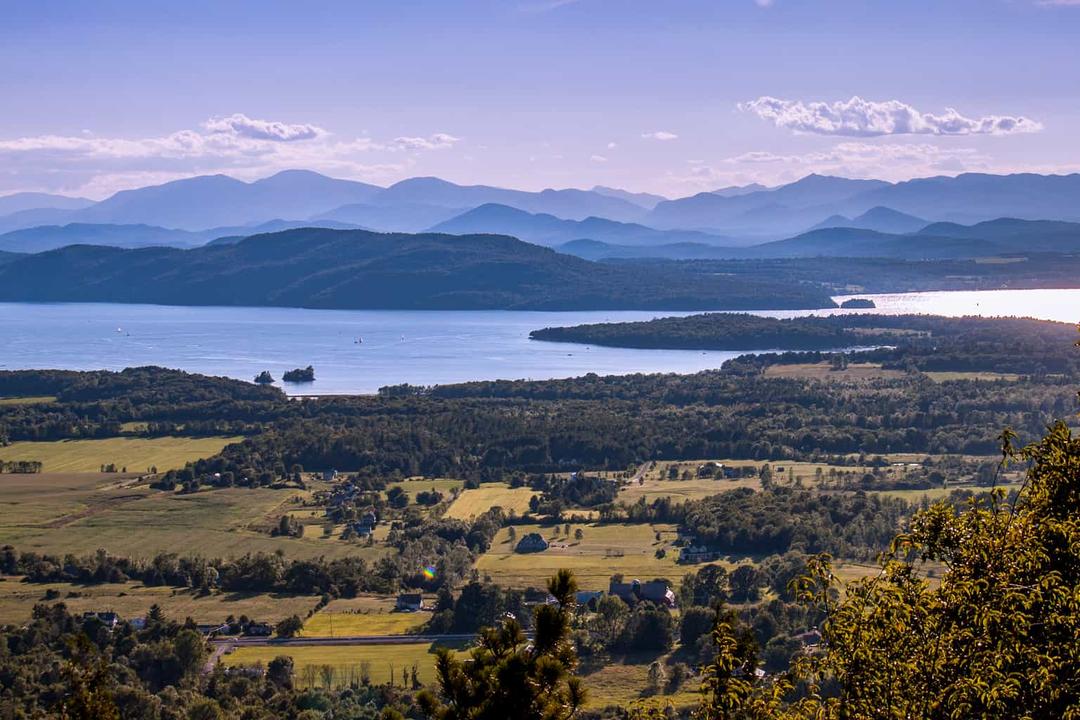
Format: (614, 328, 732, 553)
(0, 227, 834, 311)
(530, 312, 1080, 354)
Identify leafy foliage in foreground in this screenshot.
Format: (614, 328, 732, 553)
(700, 421, 1080, 719)
(418, 570, 586, 720)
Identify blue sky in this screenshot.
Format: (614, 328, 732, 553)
(1, 0, 1078, 198)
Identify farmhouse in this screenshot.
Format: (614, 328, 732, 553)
(353, 510, 378, 537)
(679, 545, 721, 564)
(396, 593, 425, 612)
(575, 590, 604, 606)
(523, 588, 558, 606)
(82, 611, 120, 629)
(515, 532, 549, 553)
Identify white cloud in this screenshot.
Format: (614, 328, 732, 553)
(642, 131, 679, 141)
(0, 116, 459, 198)
(607, 142, 617, 149)
(740, 96, 1043, 137)
(590, 154, 608, 163)
(203, 113, 324, 142)
(754, 0, 774, 6)
(392, 133, 460, 151)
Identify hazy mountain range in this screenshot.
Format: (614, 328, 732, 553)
(4, 170, 1080, 259)
(429, 203, 733, 247)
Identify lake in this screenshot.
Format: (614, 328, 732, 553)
(2, 288, 1077, 394)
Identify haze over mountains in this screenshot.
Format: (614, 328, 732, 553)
(4, 169, 1080, 260)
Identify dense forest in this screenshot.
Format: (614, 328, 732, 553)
(530, 313, 1080, 361)
(0, 228, 835, 311)
(643, 252, 1080, 294)
(3, 358, 1075, 474)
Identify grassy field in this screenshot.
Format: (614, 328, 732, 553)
(445, 483, 536, 519)
(0, 577, 320, 625)
(763, 362, 906, 381)
(581, 655, 701, 711)
(0, 396, 56, 405)
(476, 522, 707, 591)
(302, 595, 430, 637)
(0, 473, 390, 561)
(0, 436, 242, 473)
(388, 477, 465, 494)
(618, 476, 762, 504)
(924, 371, 1021, 382)
(223, 642, 470, 687)
(868, 481, 1023, 502)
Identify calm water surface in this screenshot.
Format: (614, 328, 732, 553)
(2, 288, 1077, 395)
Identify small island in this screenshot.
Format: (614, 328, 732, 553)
(282, 365, 316, 383)
(840, 298, 876, 309)
(253, 370, 274, 385)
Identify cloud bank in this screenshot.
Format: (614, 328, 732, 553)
(0, 115, 459, 198)
(642, 131, 679, 141)
(740, 96, 1043, 137)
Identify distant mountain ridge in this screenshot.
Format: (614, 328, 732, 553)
(746, 217, 1080, 259)
(0, 192, 93, 216)
(648, 172, 1080, 236)
(5, 170, 1080, 244)
(430, 203, 732, 247)
(556, 239, 742, 260)
(0, 219, 368, 253)
(810, 206, 929, 234)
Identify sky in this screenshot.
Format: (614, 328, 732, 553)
(1, 0, 1078, 199)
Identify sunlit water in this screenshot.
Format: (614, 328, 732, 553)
(1, 288, 1077, 394)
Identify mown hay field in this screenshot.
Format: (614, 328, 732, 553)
(302, 595, 430, 637)
(475, 522, 712, 591)
(0, 577, 320, 625)
(0, 474, 389, 562)
(223, 642, 469, 687)
(445, 483, 535, 519)
(0, 436, 243, 473)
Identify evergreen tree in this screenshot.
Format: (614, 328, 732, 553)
(418, 569, 586, 719)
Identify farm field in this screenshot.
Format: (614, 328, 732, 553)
(0, 577, 319, 625)
(0, 396, 56, 406)
(476, 522, 708, 591)
(223, 642, 470, 687)
(0, 472, 147, 529)
(581, 655, 701, 711)
(923, 371, 1021, 382)
(763, 362, 906, 381)
(388, 478, 464, 495)
(868, 481, 1022, 502)
(0, 476, 389, 562)
(618, 476, 762, 504)
(0, 435, 242, 473)
(302, 595, 430, 637)
(445, 482, 535, 519)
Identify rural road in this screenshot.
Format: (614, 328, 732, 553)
(629, 461, 652, 484)
(212, 633, 477, 647)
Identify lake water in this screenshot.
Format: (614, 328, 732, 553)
(1, 288, 1077, 395)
